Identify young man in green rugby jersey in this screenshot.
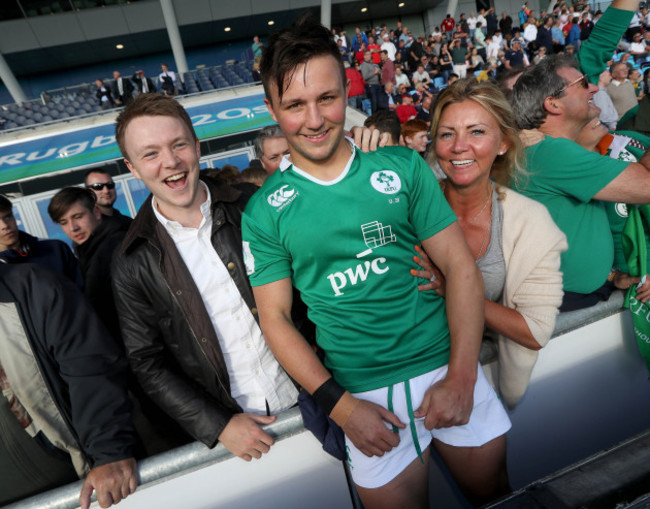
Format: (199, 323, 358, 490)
(241, 15, 511, 508)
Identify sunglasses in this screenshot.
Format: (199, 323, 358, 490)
(557, 74, 589, 94)
(87, 182, 115, 191)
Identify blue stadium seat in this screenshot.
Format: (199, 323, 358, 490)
(433, 76, 447, 90)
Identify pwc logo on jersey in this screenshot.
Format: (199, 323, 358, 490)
(370, 170, 401, 195)
(267, 185, 298, 211)
(327, 221, 396, 296)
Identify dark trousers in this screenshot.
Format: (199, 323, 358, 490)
(367, 84, 381, 115)
(560, 281, 615, 312)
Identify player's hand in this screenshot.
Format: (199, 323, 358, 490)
(218, 413, 276, 461)
(348, 126, 391, 152)
(79, 458, 137, 509)
(411, 245, 446, 297)
(413, 375, 475, 430)
(342, 399, 405, 457)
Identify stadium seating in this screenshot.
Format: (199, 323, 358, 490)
(0, 58, 257, 131)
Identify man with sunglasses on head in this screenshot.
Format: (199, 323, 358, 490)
(512, 54, 650, 311)
(84, 169, 132, 228)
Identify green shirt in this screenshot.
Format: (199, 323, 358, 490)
(450, 46, 467, 65)
(578, 7, 634, 83)
(513, 136, 627, 294)
(242, 145, 456, 392)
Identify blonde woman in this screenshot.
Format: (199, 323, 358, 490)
(413, 79, 567, 408)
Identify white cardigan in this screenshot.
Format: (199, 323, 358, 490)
(496, 186, 568, 408)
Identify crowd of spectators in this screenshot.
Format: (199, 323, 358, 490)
(339, 0, 650, 131)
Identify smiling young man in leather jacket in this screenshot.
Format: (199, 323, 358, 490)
(111, 94, 298, 460)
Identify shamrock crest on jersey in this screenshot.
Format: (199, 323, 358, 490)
(370, 170, 401, 195)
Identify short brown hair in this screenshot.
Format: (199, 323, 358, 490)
(260, 12, 345, 105)
(115, 93, 197, 160)
(241, 167, 268, 186)
(48, 187, 96, 223)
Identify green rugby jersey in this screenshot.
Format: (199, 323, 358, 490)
(242, 144, 456, 392)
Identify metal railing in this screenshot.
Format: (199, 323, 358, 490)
(2, 407, 305, 509)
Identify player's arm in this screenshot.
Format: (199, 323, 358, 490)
(413, 222, 484, 429)
(253, 277, 405, 457)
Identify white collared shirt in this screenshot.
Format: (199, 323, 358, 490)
(152, 181, 297, 414)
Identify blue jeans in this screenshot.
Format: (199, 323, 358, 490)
(348, 95, 365, 110)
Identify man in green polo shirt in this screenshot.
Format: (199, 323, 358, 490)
(241, 14, 511, 509)
(512, 54, 650, 311)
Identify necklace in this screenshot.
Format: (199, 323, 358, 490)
(474, 200, 492, 260)
(442, 180, 493, 230)
(442, 180, 493, 259)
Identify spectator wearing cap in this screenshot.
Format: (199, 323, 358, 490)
(381, 33, 397, 61)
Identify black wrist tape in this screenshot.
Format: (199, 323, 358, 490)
(312, 378, 345, 416)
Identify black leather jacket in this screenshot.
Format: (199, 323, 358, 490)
(112, 179, 258, 447)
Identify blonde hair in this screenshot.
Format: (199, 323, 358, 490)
(428, 78, 525, 187)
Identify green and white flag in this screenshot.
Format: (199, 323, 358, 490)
(621, 204, 650, 373)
